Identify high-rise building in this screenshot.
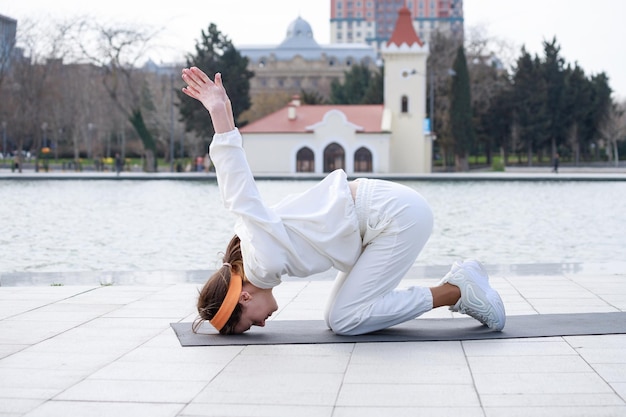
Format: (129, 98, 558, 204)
(330, 0, 463, 52)
(0, 14, 17, 66)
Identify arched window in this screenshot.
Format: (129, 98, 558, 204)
(354, 147, 373, 172)
(296, 147, 315, 172)
(323, 143, 345, 172)
(401, 95, 409, 113)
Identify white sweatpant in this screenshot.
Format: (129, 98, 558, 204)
(324, 178, 434, 335)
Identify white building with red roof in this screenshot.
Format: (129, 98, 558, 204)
(240, 7, 431, 174)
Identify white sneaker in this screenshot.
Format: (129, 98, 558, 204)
(439, 260, 506, 331)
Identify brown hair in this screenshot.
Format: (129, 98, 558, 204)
(192, 235, 246, 334)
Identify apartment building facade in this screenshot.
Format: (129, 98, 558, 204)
(0, 14, 17, 66)
(330, 0, 463, 52)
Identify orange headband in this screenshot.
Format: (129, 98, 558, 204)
(210, 273, 242, 331)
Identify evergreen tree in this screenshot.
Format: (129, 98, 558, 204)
(300, 89, 327, 104)
(330, 64, 383, 105)
(511, 48, 548, 165)
(178, 24, 253, 142)
(485, 83, 514, 164)
(540, 38, 567, 161)
(586, 72, 613, 159)
(562, 63, 591, 163)
(449, 45, 475, 171)
(362, 66, 384, 104)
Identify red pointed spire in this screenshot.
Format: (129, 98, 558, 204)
(387, 7, 424, 47)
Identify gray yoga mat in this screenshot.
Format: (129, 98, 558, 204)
(171, 312, 626, 346)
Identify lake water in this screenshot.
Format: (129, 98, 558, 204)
(1, 179, 624, 274)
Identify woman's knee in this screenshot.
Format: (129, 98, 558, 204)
(326, 308, 361, 336)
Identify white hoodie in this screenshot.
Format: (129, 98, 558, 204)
(209, 129, 362, 289)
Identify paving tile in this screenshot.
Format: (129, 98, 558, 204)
(467, 355, 593, 374)
(335, 383, 480, 407)
(238, 343, 354, 357)
(0, 344, 27, 359)
(463, 338, 577, 356)
(591, 364, 626, 382)
(344, 362, 472, 384)
(193, 372, 344, 406)
(89, 359, 227, 382)
(117, 345, 243, 364)
(480, 393, 626, 407)
(614, 382, 626, 402)
(332, 406, 485, 417)
(350, 341, 467, 365)
(22, 401, 184, 417)
(0, 398, 44, 415)
(103, 302, 192, 318)
(54, 379, 207, 403)
(181, 403, 333, 417)
(473, 372, 614, 395)
(0, 349, 123, 373)
(0, 368, 86, 396)
(565, 334, 626, 349)
(232, 351, 350, 374)
(575, 348, 626, 364)
(0, 320, 81, 345)
(483, 406, 626, 417)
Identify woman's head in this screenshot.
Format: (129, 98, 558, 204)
(193, 235, 278, 334)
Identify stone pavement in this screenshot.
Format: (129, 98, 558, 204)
(1, 263, 625, 417)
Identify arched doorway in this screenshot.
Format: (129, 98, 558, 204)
(296, 147, 315, 172)
(354, 147, 373, 172)
(323, 143, 345, 172)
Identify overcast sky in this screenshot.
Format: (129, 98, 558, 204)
(2, 0, 624, 100)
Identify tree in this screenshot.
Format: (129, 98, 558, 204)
(240, 91, 292, 124)
(587, 73, 613, 160)
(361, 66, 384, 104)
(449, 45, 475, 171)
(329, 63, 382, 105)
(485, 85, 514, 164)
(562, 63, 591, 164)
(466, 47, 512, 166)
(511, 48, 548, 165)
(300, 89, 327, 105)
(427, 30, 460, 168)
(73, 19, 161, 171)
(5, 18, 78, 172)
(599, 100, 626, 166)
(178, 23, 253, 144)
(540, 38, 567, 161)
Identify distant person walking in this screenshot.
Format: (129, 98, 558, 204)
(553, 153, 559, 173)
(115, 153, 123, 176)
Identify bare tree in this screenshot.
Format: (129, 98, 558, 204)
(8, 18, 78, 172)
(599, 100, 626, 166)
(71, 19, 162, 171)
(428, 30, 460, 170)
(465, 25, 514, 166)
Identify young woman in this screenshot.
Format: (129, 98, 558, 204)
(181, 67, 506, 336)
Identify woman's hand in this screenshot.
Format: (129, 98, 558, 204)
(181, 67, 235, 134)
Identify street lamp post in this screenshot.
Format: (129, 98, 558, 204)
(429, 70, 435, 134)
(1, 121, 6, 161)
(41, 122, 48, 148)
(170, 73, 175, 172)
(87, 123, 94, 160)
